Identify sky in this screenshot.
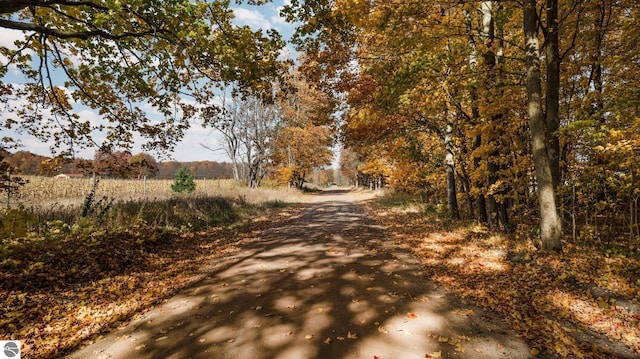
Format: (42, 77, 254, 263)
(0, 0, 298, 163)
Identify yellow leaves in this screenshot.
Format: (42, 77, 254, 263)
(368, 192, 640, 358)
(530, 348, 540, 356)
(26, 261, 44, 273)
(596, 297, 609, 309)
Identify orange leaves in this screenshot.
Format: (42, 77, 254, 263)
(367, 197, 640, 358)
(0, 204, 296, 358)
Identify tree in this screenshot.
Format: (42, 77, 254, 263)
(239, 95, 282, 188)
(271, 70, 334, 189)
(202, 94, 242, 183)
(129, 153, 158, 179)
(339, 147, 360, 187)
(1, 0, 285, 157)
(93, 150, 132, 178)
(171, 167, 195, 193)
(524, 0, 562, 250)
(205, 93, 283, 188)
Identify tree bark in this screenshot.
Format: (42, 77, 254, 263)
(445, 120, 460, 219)
(545, 0, 561, 193)
(464, 6, 488, 224)
(481, 1, 501, 228)
(525, 0, 562, 250)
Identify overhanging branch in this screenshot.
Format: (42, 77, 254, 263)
(0, 0, 109, 15)
(0, 18, 163, 40)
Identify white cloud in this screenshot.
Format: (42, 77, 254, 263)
(232, 7, 272, 30)
(0, 28, 26, 49)
(172, 125, 229, 162)
(0, 28, 28, 75)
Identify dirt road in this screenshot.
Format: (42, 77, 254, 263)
(67, 189, 533, 359)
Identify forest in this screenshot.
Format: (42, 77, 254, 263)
(291, 0, 640, 251)
(1, 150, 236, 179)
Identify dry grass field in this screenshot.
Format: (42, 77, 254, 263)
(11, 176, 305, 210)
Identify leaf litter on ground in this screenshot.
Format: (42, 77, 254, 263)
(365, 200, 640, 359)
(0, 205, 299, 359)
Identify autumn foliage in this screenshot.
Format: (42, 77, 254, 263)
(367, 192, 640, 358)
(285, 0, 640, 250)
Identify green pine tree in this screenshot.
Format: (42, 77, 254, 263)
(171, 167, 196, 193)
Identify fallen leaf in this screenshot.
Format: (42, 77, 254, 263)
(348, 331, 358, 339)
(305, 334, 314, 340)
(425, 350, 442, 358)
(324, 337, 332, 344)
(531, 348, 540, 356)
(407, 312, 418, 318)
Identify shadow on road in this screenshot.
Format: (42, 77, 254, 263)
(68, 192, 532, 359)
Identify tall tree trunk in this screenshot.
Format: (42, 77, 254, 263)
(445, 119, 460, 219)
(472, 136, 488, 223)
(525, 0, 562, 250)
(464, 6, 488, 224)
(456, 148, 475, 220)
(589, 1, 607, 124)
(482, 1, 500, 229)
(545, 0, 561, 194)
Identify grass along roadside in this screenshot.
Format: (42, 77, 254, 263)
(364, 192, 640, 359)
(0, 192, 305, 359)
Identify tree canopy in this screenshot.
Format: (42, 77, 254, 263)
(0, 0, 286, 157)
(284, 0, 640, 250)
